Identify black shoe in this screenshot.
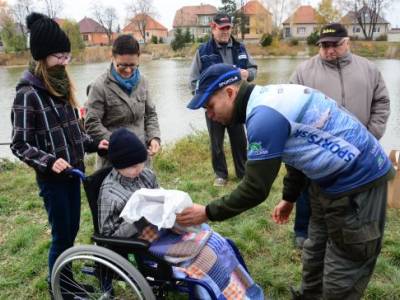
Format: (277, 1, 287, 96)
(290, 287, 304, 300)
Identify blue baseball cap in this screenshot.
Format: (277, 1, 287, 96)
(187, 63, 241, 110)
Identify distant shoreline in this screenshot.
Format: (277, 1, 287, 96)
(0, 41, 399, 67)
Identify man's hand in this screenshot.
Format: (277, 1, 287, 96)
(51, 158, 72, 174)
(240, 69, 249, 81)
(272, 200, 294, 224)
(98, 139, 109, 150)
(148, 139, 161, 156)
(176, 204, 208, 226)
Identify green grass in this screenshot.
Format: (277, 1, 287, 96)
(1, 133, 400, 299)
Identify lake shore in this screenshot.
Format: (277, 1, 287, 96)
(1, 41, 399, 67)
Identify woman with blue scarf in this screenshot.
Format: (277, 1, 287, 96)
(85, 35, 161, 170)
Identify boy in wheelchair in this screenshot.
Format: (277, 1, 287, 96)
(98, 128, 264, 299)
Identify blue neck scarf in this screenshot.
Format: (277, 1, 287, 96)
(111, 65, 141, 95)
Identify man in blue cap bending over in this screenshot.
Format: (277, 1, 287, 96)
(176, 63, 395, 300)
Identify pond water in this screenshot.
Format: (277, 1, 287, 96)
(0, 58, 399, 158)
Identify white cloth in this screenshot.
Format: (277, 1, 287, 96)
(120, 188, 193, 229)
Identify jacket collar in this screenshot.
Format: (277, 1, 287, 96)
(232, 81, 255, 124)
(321, 51, 353, 68)
(18, 70, 46, 91)
(105, 63, 140, 104)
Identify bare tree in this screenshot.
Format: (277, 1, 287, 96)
(263, 0, 301, 29)
(41, 0, 63, 18)
(10, 0, 34, 41)
(0, 0, 8, 26)
(126, 0, 156, 44)
(91, 3, 118, 45)
(342, 0, 393, 40)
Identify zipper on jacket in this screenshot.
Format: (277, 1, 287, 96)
(336, 59, 346, 106)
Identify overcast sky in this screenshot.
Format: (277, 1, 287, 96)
(7, 0, 400, 29)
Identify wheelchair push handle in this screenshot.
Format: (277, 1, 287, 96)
(64, 168, 86, 180)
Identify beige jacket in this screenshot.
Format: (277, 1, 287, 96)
(85, 67, 160, 168)
(290, 52, 390, 139)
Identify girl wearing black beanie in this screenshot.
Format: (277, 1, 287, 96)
(10, 12, 108, 299)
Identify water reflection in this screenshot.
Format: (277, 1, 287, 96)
(1, 58, 399, 158)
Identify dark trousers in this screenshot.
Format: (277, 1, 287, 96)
(205, 112, 247, 179)
(294, 190, 310, 238)
(37, 177, 81, 277)
(301, 182, 387, 299)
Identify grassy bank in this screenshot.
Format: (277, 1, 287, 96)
(1, 132, 400, 299)
(1, 40, 399, 66)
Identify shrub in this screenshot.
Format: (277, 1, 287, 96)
(0, 18, 26, 52)
(260, 33, 273, 47)
(289, 38, 299, 46)
(375, 34, 387, 41)
(158, 37, 164, 44)
(151, 35, 158, 44)
(196, 34, 209, 44)
(307, 31, 320, 45)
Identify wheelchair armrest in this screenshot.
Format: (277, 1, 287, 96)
(91, 233, 150, 250)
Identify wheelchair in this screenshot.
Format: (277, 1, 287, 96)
(50, 167, 250, 300)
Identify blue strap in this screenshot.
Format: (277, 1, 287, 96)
(65, 168, 86, 180)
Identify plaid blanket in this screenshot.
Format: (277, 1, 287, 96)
(147, 226, 264, 300)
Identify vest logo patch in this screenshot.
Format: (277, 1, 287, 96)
(238, 54, 247, 60)
(248, 142, 269, 156)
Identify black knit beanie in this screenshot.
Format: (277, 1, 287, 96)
(109, 128, 148, 169)
(26, 12, 71, 60)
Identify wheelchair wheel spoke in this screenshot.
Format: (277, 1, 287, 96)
(51, 245, 155, 300)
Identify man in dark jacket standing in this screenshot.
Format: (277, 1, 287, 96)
(189, 12, 257, 186)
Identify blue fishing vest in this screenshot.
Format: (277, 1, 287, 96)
(199, 37, 250, 73)
(245, 84, 392, 196)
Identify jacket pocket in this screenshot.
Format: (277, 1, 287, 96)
(341, 221, 381, 261)
(133, 94, 146, 120)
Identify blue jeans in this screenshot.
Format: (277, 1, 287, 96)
(294, 189, 310, 238)
(37, 177, 81, 277)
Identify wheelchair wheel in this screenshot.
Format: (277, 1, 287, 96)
(51, 245, 155, 300)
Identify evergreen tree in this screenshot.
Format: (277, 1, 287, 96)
(171, 28, 185, 51)
(184, 28, 192, 43)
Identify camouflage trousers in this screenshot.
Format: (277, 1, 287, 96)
(300, 182, 387, 300)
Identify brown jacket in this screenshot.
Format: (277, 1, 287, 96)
(85, 66, 160, 169)
(290, 52, 390, 139)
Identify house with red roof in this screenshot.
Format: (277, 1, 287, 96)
(172, 4, 217, 40)
(282, 5, 320, 39)
(123, 14, 168, 44)
(341, 6, 390, 40)
(237, 0, 273, 41)
(78, 17, 110, 46)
